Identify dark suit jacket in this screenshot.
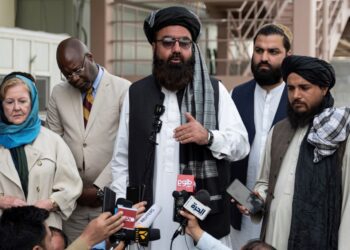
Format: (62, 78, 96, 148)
(230, 79, 288, 230)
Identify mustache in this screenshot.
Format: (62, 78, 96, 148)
(257, 62, 272, 70)
(291, 99, 306, 106)
(167, 53, 184, 63)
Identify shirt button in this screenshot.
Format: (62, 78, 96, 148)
(83, 143, 87, 147)
(37, 160, 42, 166)
(36, 186, 40, 192)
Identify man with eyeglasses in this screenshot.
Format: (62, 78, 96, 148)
(46, 37, 131, 243)
(110, 6, 249, 249)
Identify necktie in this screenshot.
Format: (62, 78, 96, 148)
(83, 87, 94, 127)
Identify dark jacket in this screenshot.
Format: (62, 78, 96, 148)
(128, 75, 231, 238)
(230, 79, 288, 230)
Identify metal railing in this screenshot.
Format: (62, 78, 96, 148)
(108, 0, 348, 79)
(225, 0, 292, 76)
(316, 0, 346, 60)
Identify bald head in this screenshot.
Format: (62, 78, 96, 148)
(56, 38, 98, 92)
(57, 38, 89, 65)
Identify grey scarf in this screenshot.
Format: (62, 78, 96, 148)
(308, 107, 350, 162)
(179, 44, 222, 211)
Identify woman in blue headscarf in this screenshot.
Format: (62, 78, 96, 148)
(0, 72, 82, 229)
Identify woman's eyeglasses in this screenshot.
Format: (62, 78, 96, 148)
(156, 37, 193, 50)
(149, 104, 165, 145)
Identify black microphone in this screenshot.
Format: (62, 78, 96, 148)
(194, 189, 211, 207)
(116, 197, 133, 208)
(172, 170, 196, 224)
(171, 189, 211, 240)
(110, 228, 160, 245)
(172, 190, 191, 224)
(109, 197, 135, 246)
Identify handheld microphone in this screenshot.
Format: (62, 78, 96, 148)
(135, 204, 162, 228)
(115, 198, 137, 229)
(176, 169, 195, 193)
(183, 190, 211, 220)
(171, 189, 211, 240)
(111, 203, 162, 246)
(172, 190, 191, 224)
(173, 169, 196, 224)
(111, 228, 160, 245)
(116, 198, 133, 208)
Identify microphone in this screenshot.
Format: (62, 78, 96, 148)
(116, 198, 133, 208)
(115, 198, 137, 229)
(183, 190, 211, 220)
(172, 190, 191, 224)
(111, 228, 160, 245)
(176, 169, 195, 193)
(171, 189, 211, 240)
(173, 169, 196, 224)
(135, 204, 162, 228)
(110, 203, 162, 246)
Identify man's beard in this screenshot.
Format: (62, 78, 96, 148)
(153, 51, 195, 91)
(251, 59, 282, 86)
(287, 98, 327, 129)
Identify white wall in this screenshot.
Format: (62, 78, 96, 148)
(0, 27, 68, 111)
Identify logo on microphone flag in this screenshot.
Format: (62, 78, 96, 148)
(118, 207, 137, 229)
(135, 228, 149, 244)
(176, 174, 195, 192)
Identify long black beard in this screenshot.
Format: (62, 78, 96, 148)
(288, 92, 334, 129)
(152, 52, 195, 91)
(251, 58, 282, 86)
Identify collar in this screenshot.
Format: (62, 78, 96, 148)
(82, 65, 104, 99)
(92, 65, 104, 93)
(255, 81, 285, 97)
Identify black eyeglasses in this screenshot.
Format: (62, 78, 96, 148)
(149, 104, 165, 145)
(156, 37, 193, 50)
(61, 55, 86, 81)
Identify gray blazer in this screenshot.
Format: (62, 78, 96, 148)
(46, 69, 131, 188)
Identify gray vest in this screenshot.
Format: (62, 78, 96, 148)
(260, 118, 346, 239)
(260, 118, 295, 239)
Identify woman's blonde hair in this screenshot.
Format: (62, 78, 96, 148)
(0, 77, 30, 101)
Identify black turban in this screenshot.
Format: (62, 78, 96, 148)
(281, 55, 336, 89)
(144, 6, 201, 44)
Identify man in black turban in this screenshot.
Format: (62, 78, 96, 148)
(144, 6, 201, 44)
(248, 55, 350, 250)
(144, 6, 202, 91)
(282, 54, 335, 89)
(110, 5, 249, 250)
(281, 55, 335, 128)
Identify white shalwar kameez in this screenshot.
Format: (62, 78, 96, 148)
(111, 82, 249, 250)
(254, 126, 350, 250)
(230, 83, 285, 249)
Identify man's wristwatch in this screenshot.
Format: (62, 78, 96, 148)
(96, 188, 104, 201)
(49, 197, 59, 211)
(207, 129, 214, 147)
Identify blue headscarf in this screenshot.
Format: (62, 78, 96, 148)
(0, 74, 41, 149)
